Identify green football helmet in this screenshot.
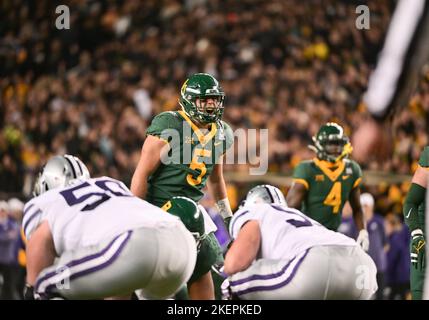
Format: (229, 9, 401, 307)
(162, 196, 207, 251)
(309, 122, 353, 163)
(179, 73, 225, 124)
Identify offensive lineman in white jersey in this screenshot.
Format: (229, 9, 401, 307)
(223, 185, 377, 300)
(23, 155, 197, 300)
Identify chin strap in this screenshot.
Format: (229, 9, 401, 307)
(309, 142, 353, 164)
(334, 142, 353, 162)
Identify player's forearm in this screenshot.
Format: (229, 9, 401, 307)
(131, 136, 165, 199)
(130, 160, 152, 199)
(130, 172, 148, 199)
(352, 209, 365, 231)
(285, 184, 306, 209)
(208, 179, 228, 201)
(224, 221, 260, 275)
(349, 187, 365, 231)
(208, 179, 233, 223)
(26, 253, 54, 286)
(403, 183, 426, 231)
(26, 224, 56, 285)
(188, 271, 215, 300)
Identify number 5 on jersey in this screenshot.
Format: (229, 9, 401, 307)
(187, 148, 211, 186)
(323, 181, 341, 214)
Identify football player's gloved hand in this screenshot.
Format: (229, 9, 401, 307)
(411, 229, 425, 270)
(211, 263, 227, 279)
(357, 229, 369, 252)
(23, 284, 41, 300)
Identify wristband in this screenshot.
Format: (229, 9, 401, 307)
(216, 198, 233, 219)
(411, 229, 424, 238)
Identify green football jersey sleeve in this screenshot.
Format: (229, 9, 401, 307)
(418, 146, 429, 168)
(292, 161, 311, 190)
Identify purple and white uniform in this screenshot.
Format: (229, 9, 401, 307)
(228, 204, 377, 300)
(23, 177, 197, 299)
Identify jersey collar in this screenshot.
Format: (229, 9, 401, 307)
(178, 110, 217, 147)
(313, 158, 346, 182)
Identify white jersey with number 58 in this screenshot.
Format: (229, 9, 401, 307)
(23, 177, 181, 255)
(230, 204, 357, 261)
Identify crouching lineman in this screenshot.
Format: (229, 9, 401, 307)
(223, 185, 377, 300)
(23, 155, 197, 300)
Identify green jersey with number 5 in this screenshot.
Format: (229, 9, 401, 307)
(292, 158, 362, 231)
(145, 110, 234, 207)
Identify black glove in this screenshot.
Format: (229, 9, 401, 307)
(23, 284, 35, 300)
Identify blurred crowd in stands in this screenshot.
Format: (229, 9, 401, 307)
(0, 199, 26, 300)
(1, 0, 427, 299)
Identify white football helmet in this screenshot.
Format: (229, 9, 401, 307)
(33, 155, 90, 196)
(244, 184, 287, 207)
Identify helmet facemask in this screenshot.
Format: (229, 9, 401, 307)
(194, 96, 224, 124)
(179, 73, 226, 125)
(318, 136, 349, 163)
(310, 123, 352, 163)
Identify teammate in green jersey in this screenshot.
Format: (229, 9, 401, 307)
(131, 73, 234, 299)
(286, 122, 369, 251)
(403, 146, 428, 300)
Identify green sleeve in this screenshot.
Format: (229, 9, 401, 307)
(146, 112, 180, 142)
(292, 162, 310, 189)
(418, 146, 429, 167)
(293, 162, 309, 180)
(403, 183, 426, 231)
(221, 121, 234, 151)
(351, 161, 363, 188)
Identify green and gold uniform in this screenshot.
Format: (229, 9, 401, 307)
(146, 110, 234, 207)
(292, 158, 362, 231)
(145, 110, 234, 286)
(407, 146, 428, 300)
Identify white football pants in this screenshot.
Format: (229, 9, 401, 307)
(34, 223, 197, 299)
(229, 245, 378, 300)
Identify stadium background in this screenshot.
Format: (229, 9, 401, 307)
(1, 0, 427, 299)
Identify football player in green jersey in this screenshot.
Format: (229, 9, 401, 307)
(403, 146, 428, 300)
(286, 122, 369, 251)
(131, 73, 234, 299)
